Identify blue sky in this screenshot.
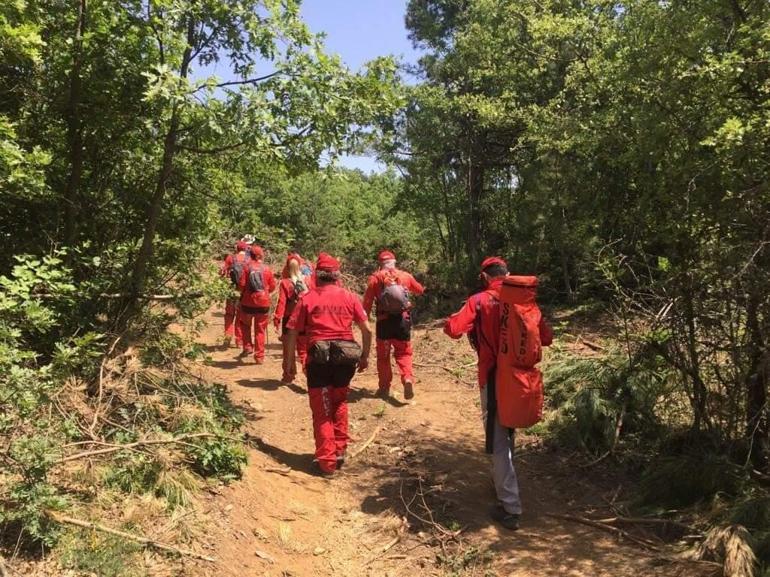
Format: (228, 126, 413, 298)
(301, 1, 418, 172)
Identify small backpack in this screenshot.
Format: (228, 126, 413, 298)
(289, 277, 308, 304)
(229, 253, 249, 286)
(247, 263, 266, 294)
(377, 271, 410, 314)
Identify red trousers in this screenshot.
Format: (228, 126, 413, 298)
(240, 312, 269, 359)
(281, 335, 308, 383)
(224, 299, 243, 345)
(376, 339, 414, 389)
(308, 386, 349, 473)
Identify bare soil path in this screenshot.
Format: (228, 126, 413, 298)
(185, 308, 709, 577)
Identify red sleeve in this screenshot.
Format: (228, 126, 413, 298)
(274, 281, 287, 322)
(406, 273, 425, 296)
(351, 292, 367, 323)
(266, 268, 277, 293)
(444, 296, 478, 339)
(220, 255, 233, 277)
(539, 317, 554, 347)
(362, 274, 379, 316)
(238, 264, 248, 290)
(286, 299, 306, 332)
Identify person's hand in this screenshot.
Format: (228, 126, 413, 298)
(283, 360, 296, 382)
(357, 356, 369, 373)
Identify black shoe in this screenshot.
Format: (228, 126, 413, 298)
(312, 459, 334, 477)
(336, 451, 346, 469)
(375, 387, 390, 399)
(403, 381, 415, 400)
(490, 506, 520, 530)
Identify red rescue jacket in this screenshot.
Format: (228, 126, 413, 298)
(238, 259, 276, 309)
(444, 278, 552, 388)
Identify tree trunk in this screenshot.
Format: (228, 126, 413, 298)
(746, 289, 768, 471)
(127, 17, 195, 303)
(465, 153, 483, 268)
(63, 0, 87, 247)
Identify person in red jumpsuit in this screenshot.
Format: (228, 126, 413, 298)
(220, 241, 249, 348)
(363, 250, 424, 400)
(283, 253, 372, 475)
(237, 245, 276, 363)
(274, 253, 314, 383)
(443, 257, 553, 530)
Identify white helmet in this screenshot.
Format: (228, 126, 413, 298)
(241, 234, 255, 244)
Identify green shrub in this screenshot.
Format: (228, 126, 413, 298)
(61, 530, 145, 577)
(187, 437, 247, 480)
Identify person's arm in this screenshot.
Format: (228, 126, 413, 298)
(274, 282, 287, 329)
(539, 317, 554, 347)
(407, 273, 425, 296)
(238, 263, 248, 290)
(356, 319, 372, 372)
(362, 274, 378, 317)
(444, 297, 477, 339)
(268, 268, 277, 293)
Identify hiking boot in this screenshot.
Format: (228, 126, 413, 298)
(490, 505, 520, 530)
(375, 387, 390, 399)
(254, 356, 264, 365)
(336, 451, 346, 469)
(403, 381, 415, 400)
(223, 336, 232, 348)
(312, 459, 335, 477)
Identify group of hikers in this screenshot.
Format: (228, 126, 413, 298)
(220, 239, 553, 531)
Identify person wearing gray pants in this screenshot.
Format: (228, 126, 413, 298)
(480, 385, 522, 518)
(443, 256, 523, 530)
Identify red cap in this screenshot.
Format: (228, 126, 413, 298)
(316, 252, 341, 272)
(378, 250, 396, 262)
(236, 241, 249, 252)
(250, 245, 264, 259)
(480, 256, 507, 272)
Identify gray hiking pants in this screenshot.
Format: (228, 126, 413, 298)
(480, 386, 522, 515)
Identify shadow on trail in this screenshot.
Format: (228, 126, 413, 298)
(236, 378, 307, 396)
(350, 429, 657, 577)
(206, 358, 248, 370)
(348, 386, 408, 407)
(250, 435, 317, 476)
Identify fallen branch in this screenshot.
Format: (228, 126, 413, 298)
(351, 424, 382, 459)
(264, 466, 292, 475)
(46, 511, 216, 562)
(545, 513, 660, 551)
(55, 432, 222, 465)
(597, 516, 699, 535)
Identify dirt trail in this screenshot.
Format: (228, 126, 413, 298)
(186, 308, 706, 577)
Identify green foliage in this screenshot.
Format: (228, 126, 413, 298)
(61, 530, 145, 577)
(638, 453, 748, 510)
(542, 343, 667, 454)
(187, 437, 247, 480)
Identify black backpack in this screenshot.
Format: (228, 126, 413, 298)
(229, 254, 250, 286)
(247, 264, 266, 293)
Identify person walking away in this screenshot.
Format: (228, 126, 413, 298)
(443, 257, 553, 530)
(363, 250, 424, 400)
(220, 241, 249, 348)
(283, 253, 372, 475)
(274, 253, 313, 383)
(238, 245, 276, 363)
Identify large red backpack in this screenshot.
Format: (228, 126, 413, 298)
(495, 275, 545, 429)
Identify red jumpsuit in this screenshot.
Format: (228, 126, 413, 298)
(363, 269, 425, 392)
(287, 284, 367, 473)
(238, 259, 276, 361)
(220, 252, 247, 347)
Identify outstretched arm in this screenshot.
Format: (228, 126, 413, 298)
(444, 297, 477, 339)
(283, 329, 298, 382)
